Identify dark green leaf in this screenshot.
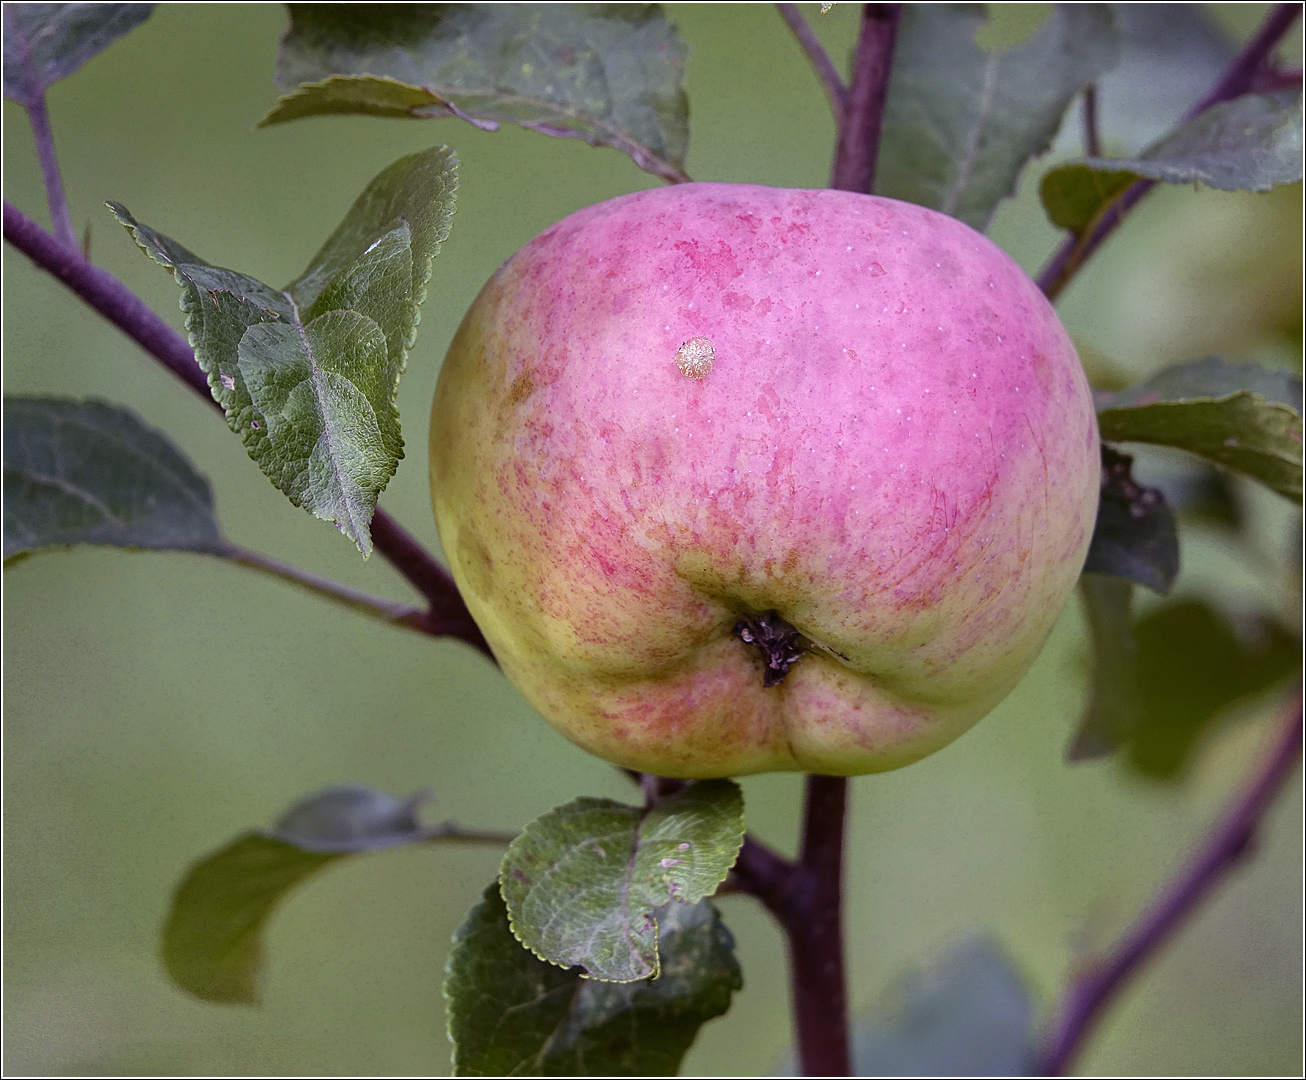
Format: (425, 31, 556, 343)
(1068, 574, 1140, 761)
(1096, 357, 1304, 503)
(1126, 600, 1300, 778)
(108, 146, 458, 554)
(848, 936, 1034, 1077)
(1039, 163, 1138, 235)
(445, 884, 741, 1077)
(1087, 90, 1304, 192)
(500, 781, 744, 982)
(3, 397, 222, 561)
(875, 3, 1120, 231)
(163, 784, 437, 1002)
(3, 3, 152, 103)
(1082, 447, 1179, 593)
(264, 4, 690, 183)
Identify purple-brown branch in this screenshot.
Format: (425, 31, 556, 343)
(777, 3, 850, 126)
(1036, 694, 1304, 1075)
(830, 3, 901, 193)
(3, 200, 492, 660)
(1037, 2, 1302, 301)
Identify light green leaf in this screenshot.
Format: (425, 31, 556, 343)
(3, 2, 152, 103)
(1095, 357, 1304, 503)
(162, 784, 433, 1003)
(1039, 163, 1138, 236)
(1088, 90, 1304, 192)
(445, 884, 741, 1077)
(500, 781, 744, 982)
(108, 146, 458, 554)
(3, 396, 222, 562)
(262, 4, 690, 183)
(876, 3, 1120, 231)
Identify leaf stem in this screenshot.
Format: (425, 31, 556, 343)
(5, 7, 78, 250)
(2, 200, 492, 659)
(830, 3, 901, 193)
(1035, 694, 1304, 1076)
(1036, 2, 1302, 301)
(421, 822, 521, 847)
(1081, 83, 1101, 159)
(776, 3, 850, 126)
(211, 540, 427, 630)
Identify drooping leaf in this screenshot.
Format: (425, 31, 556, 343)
(875, 3, 1120, 231)
(264, 4, 690, 183)
(163, 784, 435, 1002)
(445, 884, 740, 1077)
(3, 396, 222, 562)
(1082, 446, 1179, 594)
(108, 146, 458, 555)
(500, 781, 744, 982)
(1086, 90, 1304, 192)
(1089, 3, 1234, 152)
(1039, 163, 1138, 236)
(1068, 573, 1141, 761)
(846, 936, 1034, 1077)
(1095, 357, 1304, 503)
(1126, 600, 1300, 778)
(2, 2, 152, 104)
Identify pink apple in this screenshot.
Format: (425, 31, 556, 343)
(429, 184, 1099, 778)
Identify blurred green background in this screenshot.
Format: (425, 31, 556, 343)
(3, 3, 1301, 1075)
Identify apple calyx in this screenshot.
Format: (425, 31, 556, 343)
(734, 612, 809, 688)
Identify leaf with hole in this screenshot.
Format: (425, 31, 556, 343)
(263, 4, 690, 183)
(3, 2, 152, 104)
(3, 396, 222, 563)
(108, 146, 458, 554)
(500, 780, 744, 982)
(1095, 357, 1303, 503)
(163, 785, 436, 1002)
(875, 3, 1120, 231)
(445, 883, 740, 1077)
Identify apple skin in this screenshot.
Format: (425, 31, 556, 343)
(430, 183, 1099, 778)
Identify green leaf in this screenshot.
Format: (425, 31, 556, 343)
(162, 784, 432, 1002)
(500, 781, 744, 982)
(3, 3, 152, 103)
(1081, 447, 1179, 594)
(1095, 357, 1304, 503)
(108, 145, 458, 555)
(445, 884, 741, 1077)
(1087, 90, 1304, 192)
(875, 3, 1120, 231)
(1068, 573, 1141, 761)
(1039, 163, 1138, 236)
(262, 3, 690, 183)
(847, 936, 1033, 1076)
(3, 396, 222, 562)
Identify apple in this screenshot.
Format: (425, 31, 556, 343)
(429, 184, 1099, 778)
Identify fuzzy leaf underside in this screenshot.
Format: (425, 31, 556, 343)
(108, 146, 458, 554)
(1095, 357, 1304, 503)
(499, 781, 744, 983)
(162, 784, 431, 1002)
(264, 3, 690, 183)
(1069, 592, 1300, 775)
(445, 884, 741, 1077)
(2, 2, 153, 103)
(2, 396, 222, 561)
(875, 3, 1120, 231)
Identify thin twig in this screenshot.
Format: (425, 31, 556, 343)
(3, 200, 492, 659)
(1036, 694, 1304, 1076)
(1037, 2, 1302, 301)
(777, 3, 850, 126)
(1081, 83, 1101, 159)
(830, 3, 901, 193)
(421, 822, 521, 847)
(212, 541, 428, 630)
(5, 7, 78, 249)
